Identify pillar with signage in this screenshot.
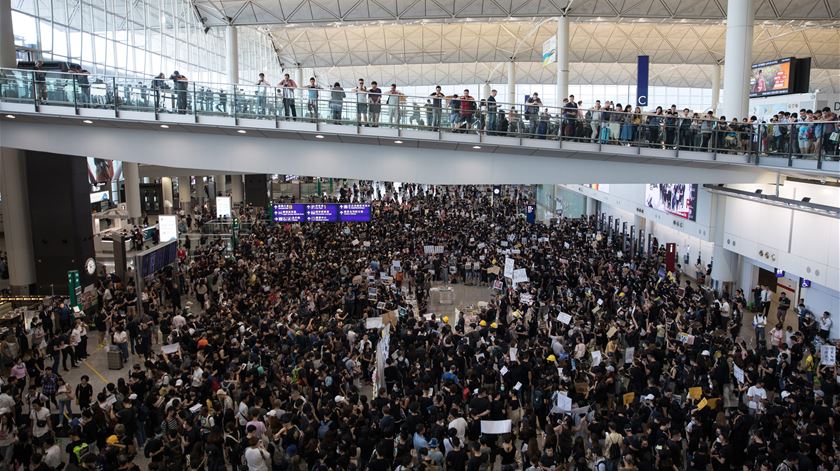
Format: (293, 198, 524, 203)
(68, 270, 82, 308)
(526, 204, 536, 224)
(636, 55, 649, 108)
(665, 243, 677, 272)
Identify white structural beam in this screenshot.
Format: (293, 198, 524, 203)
(226, 25, 240, 84)
(0, 122, 778, 185)
(556, 16, 570, 101)
(721, 0, 754, 120)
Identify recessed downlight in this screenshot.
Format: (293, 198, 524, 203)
(160, 124, 169, 129)
(83, 120, 93, 124)
(315, 134, 324, 139)
(4, 114, 14, 119)
(237, 129, 247, 134)
(472, 145, 482, 149)
(394, 140, 403, 144)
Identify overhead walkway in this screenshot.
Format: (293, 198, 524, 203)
(1, 69, 837, 184)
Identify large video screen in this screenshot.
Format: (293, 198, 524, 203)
(750, 57, 792, 98)
(272, 203, 371, 223)
(87, 157, 123, 192)
(644, 184, 697, 221)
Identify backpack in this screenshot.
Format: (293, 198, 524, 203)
(532, 389, 544, 409)
(73, 442, 90, 461)
(608, 441, 621, 459)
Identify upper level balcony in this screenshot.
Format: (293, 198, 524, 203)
(1, 67, 837, 184)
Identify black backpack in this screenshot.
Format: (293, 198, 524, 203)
(608, 441, 621, 459)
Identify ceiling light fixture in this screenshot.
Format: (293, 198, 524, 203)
(83, 120, 93, 124)
(4, 114, 14, 119)
(237, 130, 247, 134)
(394, 140, 403, 144)
(315, 134, 324, 139)
(160, 124, 169, 129)
(472, 145, 482, 149)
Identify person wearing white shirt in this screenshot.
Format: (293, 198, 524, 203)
(42, 435, 61, 469)
(819, 311, 833, 339)
(172, 312, 187, 330)
(753, 312, 767, 348)
(244, 437, 272, 471)
(760, 286, 772, 317)
(447, 408, 468, 443)
(746, 381, 767, 413)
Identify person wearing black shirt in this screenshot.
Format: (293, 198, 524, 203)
(430, 86, 445, 130)
(446, 437, 467, 471)
(486, 90, 498, 134)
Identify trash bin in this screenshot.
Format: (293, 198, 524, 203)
(107, 346, 123, 370)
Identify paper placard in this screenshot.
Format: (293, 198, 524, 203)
(513, 382, 522, 391)
(520, 293, 534, 305)
(607, 326, 618, 338)
(161, 344, 180, 354)
(363, 241, 371, 247)
(733, 364, 745, 384)
(509, 347, 518, 362)
(352, 239, 360, 246)
(706, 397, 719, 409)
(480, 420, 512, 434)
(189, 403, 203, 413)
(376, 302, 386, 310)
(591, 350, 602, 367)
(365, 317, 383, 329)
(504, 257, 514, 279)
(624, 347, 635, 364)
(696, 397, 708, 410)
(821, 345, 836, 366)
(557, 312, 572, 325)
(486, 266, 501, 275)
(500, 366, 509, 376)
(623, 392, 635, 405)
(554, 393, 572, 413)
(677, 332, 695, 345)
(688, 387, 702, 400)
(477, 242, 486, 249)
(105, 395, 118, 407)
(512, 268, 529, 284)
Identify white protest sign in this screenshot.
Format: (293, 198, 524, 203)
(520, 293, 534, 305)
(733, 364, 745, 383)
(513, 382, 522, 391)
(557, 312, 572, 325)
(161, 344, 180, 354)
(504, 257, 515, 279)
(591, 350, 602, 367)
(480, 420, 512, 434)
(624, 347, 635, 364)
(363, 241, 371, 247)
(821, 345, 836, 366)
(509, 347, 518, 361)
(512, 268, 529, 284)
(189, 403, 203, 413)
(365, 317, 384, 329)
(500, 366, 509, 376)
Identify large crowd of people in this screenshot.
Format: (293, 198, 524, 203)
(0, 182, 837, 471)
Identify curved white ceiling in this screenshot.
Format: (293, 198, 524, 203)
(193, 0, 838, 26)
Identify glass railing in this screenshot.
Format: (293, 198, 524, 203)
(2, 67, 839, 167)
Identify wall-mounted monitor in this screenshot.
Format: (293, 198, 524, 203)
(750, 57, 794, 98)
(775, 268, 786, 277)
(644, 184, 697, 221)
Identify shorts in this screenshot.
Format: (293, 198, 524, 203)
(357, 103, 368, 114)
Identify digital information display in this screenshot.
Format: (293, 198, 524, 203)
(306, 204, 339, 222)
(339, 204, 371, 222)
(272, 203, 371, 223)
(272, 204, 307, 222)
(750, 57, 792, 98)
(140, 242, 178, 277)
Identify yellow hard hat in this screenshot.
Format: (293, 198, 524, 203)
(442, 316, 449, 323)
(106, 435, 119, 445)
(490, 322, 498, 329)
(547, 354, 557, 362)
(479, 320, 487, 327)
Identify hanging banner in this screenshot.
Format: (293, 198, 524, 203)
(542, 36, 557, 65)
(636, 55, 649, 107)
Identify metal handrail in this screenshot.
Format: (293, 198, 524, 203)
(2, 67, 838, 163)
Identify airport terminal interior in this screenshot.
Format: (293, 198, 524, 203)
(1, 0, 840, 469)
